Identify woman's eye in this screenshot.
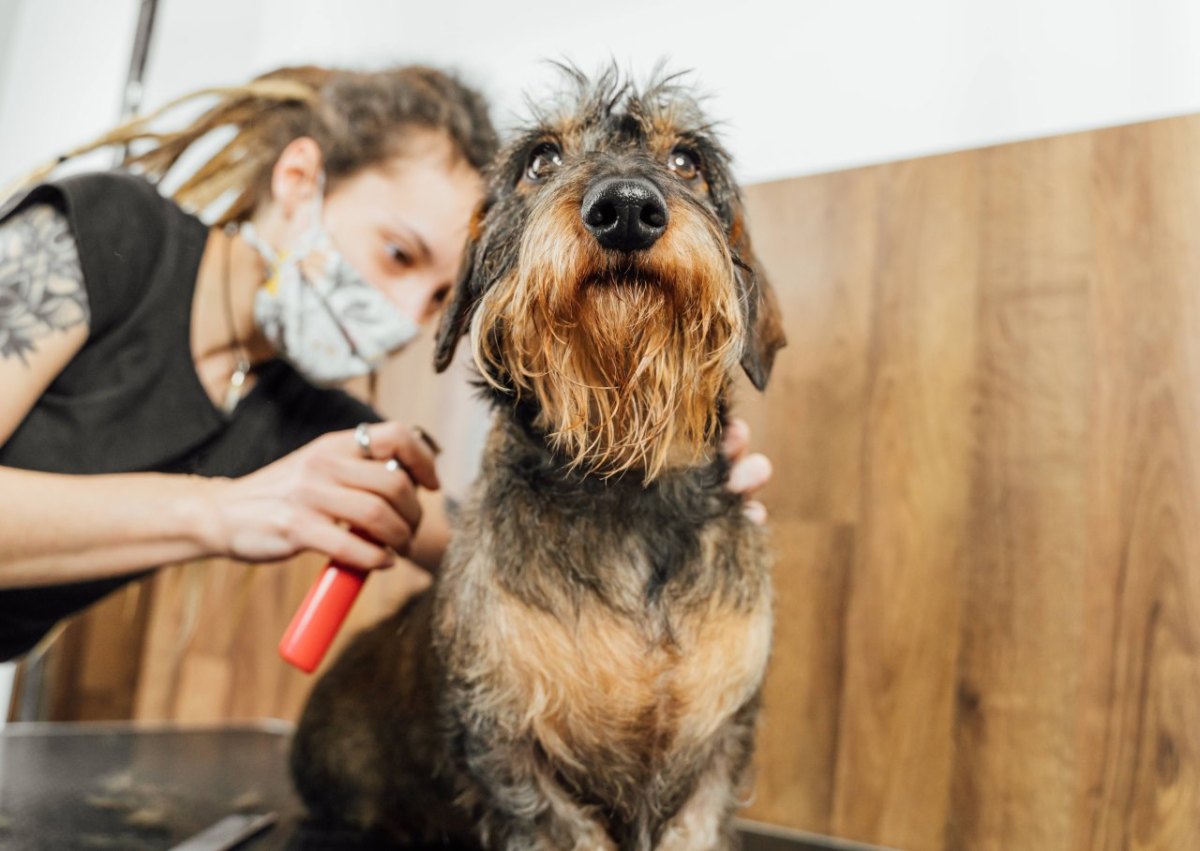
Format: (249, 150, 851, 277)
(525, 143, 563, 183)
(667, 148, 701, 182)
(388, 244, 413, 267)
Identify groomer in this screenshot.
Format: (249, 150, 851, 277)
(0, 65, 772, 661)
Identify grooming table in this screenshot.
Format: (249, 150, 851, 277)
(0, 722, 891, 850)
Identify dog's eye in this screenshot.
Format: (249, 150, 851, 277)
(667, 148, 701, 182)
(525, 143, 563, 183)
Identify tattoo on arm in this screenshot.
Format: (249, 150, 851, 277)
(0, 204, 89, 366)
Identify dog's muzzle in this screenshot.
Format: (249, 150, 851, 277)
(581, 176, 668, 253)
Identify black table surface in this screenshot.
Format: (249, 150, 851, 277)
(0, 722, 891, 851)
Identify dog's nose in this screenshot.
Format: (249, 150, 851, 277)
(581, 177, 668, 252)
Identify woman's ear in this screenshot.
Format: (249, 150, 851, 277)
(433, 200, 488, 372)
(270, 137, 324, 219)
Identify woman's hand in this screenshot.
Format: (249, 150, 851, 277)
(202, 423, 440, 570)
(722, 418, 773, 525)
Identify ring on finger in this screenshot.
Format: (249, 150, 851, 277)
(354, 422, 374, 460)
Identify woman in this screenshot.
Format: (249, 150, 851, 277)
(0, 65, 771, 661)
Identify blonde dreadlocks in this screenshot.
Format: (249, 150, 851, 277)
(5, 64, 497, 225)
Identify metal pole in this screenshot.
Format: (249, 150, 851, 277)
(115, 0, 160, 163)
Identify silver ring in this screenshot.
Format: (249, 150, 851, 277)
(354, 423, 373, 459)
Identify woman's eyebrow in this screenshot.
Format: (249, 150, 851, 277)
(384, 221, 433, 263)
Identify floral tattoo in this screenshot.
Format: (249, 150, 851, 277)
(0, 204, 89, 365)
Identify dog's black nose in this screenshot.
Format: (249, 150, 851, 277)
(581, 177, 668, 252)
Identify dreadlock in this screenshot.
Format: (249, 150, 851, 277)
(5, 64, 497, 224)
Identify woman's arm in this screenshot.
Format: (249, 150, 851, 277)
(0, 205, 438, 588)
(0, 422, 439, 589)
(0, 205, 215, 588)
(0, 204, 223, 587)
(0, 467, 222, 587)
(0, 204, 90, 445)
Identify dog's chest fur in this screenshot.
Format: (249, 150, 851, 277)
(436, 419, 772, 815)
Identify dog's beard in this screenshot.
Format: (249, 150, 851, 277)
(473, 195, 743, 480)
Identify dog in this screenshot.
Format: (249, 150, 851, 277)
(291, 66, 786, 851)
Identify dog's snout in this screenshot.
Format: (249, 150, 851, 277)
(581, 177, 668, 252)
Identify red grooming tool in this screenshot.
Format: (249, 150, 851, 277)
(278, 547, 371, 673)
(279, 428, 440, 673)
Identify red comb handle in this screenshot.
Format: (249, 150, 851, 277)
(279, 560, 369, 673)
(280, 428, 440, 673)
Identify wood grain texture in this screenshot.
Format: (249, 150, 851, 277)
(948, 133, 1093, 851)
(21, 113, 1200, 850)
(1070, 117, 1200, 851)
(736, 115, 1200, 849)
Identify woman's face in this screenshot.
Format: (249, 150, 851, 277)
(320, 132, 484, 327)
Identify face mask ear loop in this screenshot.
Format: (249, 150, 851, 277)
(296, 171, 330, 257)
(300, 174, 371, 365)
(238, 221, 285, 295)
(238, 221, 278, 266)
(308, 282, 368, 361)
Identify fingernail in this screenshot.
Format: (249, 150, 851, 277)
(414, 427, 442, 456)
(743, 501, 768, 525)
(728, 454, 770, 492)
(721, 420, 748, 453)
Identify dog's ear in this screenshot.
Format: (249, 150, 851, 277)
(730, 210, 786, 390)
(433, 201, 488, 373)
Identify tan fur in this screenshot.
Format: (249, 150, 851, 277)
(439, 521, 771, 811)
(656, 766, 737, 851)
(472, 189, 743, 481)
(295, 72, 784, 850)
(486, 595, 768, 763)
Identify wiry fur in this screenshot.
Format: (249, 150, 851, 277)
(472, 186, 742, 479)
(292, 65, 786, 851)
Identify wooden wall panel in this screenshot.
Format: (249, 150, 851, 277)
(831, 152, 980, 849)
(1071, 117, 1200, 851)
(949, 131, 1093, 851)
(21, 112, 1200, 850)
(132, 553, 433, 723)
(735, 115, 1200, 849)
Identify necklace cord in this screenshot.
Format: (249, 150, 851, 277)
(221, 224, 251, 413)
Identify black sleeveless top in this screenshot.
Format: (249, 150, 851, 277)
(0, 172, 380, 659)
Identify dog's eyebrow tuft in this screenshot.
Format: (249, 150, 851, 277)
(612, 113, 646, 143)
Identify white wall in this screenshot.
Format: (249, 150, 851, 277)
(258, 0, 1195, 182)
(0, 1, 23, 80)
(0, 0, 139, 191)
(5, 0, 1200, 189)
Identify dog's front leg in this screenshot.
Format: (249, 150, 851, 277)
(464, 737, 616, 851)
(654, 699, 761, 851)
(653, 764, 736, 851)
